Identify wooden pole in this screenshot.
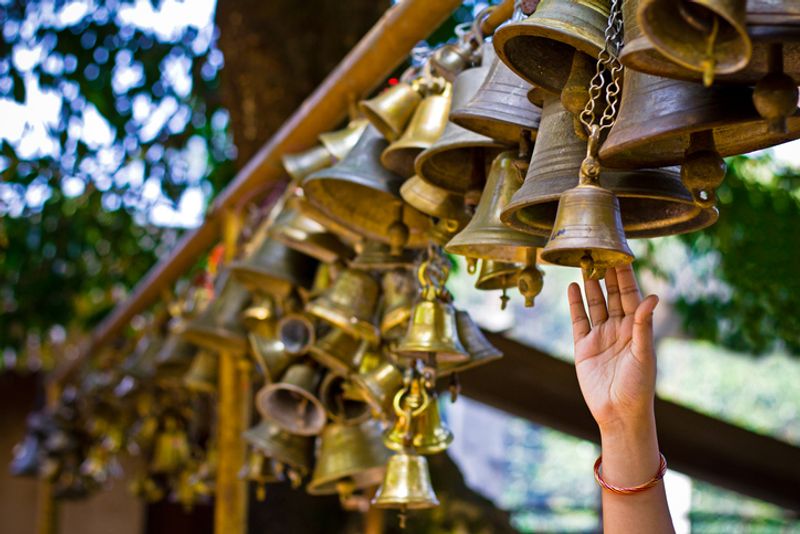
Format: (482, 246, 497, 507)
(36, 382, 61, 534)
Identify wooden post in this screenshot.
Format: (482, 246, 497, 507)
(36, 381, 60, 534)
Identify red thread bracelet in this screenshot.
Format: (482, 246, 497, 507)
(594, 453, 667, 495)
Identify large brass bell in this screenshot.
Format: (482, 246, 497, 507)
(349, 240, 417, 272)
(303, 126, 431, 248)
(440, 310, 503, 376)
(450, 51, 542, 144)
(183, 350, 218, 394)
(277, 313, 316, 356)
(319, 118, 370, 161)
(282, 145, 335, 183)
(493, 0, 610, 94)
(308, 328, 363, 376)
(383, 379, 453, 455)
(637, 0, 751, 86)
(256, 363, 326, 436)
(447, 150, 547, 266)
(270, 196, 353, 264)
(319, 373, 371, 425)
(381, 83, 452, 177)
(230, 239, 318, 302)
(359, 81, 425, 141)
(305, 268, 381, 344)
(400, 175, 467, 222)
(150, 417, 191, 474)
(502, 93, 719, 236)
(372, 452, 439, 510)
(380, 269, 417, 340)
(243, 418, 312, 476)
(351, 360, 405, 416)
(180, 274, 249, 355)
(306, 420, 390, 495)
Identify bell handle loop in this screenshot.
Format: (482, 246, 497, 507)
(579, 126, 602, 187)
(467, 6, 493, 51)
(391, 384, 430, 420)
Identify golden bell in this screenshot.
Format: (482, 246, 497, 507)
(242, 298, 292, 382)
(349, 240, 418, 272)
(541, 182, 634, 280)
(277, 313, 316, 356)
(384, 382, 453, 455)
(270, 197, 353, 264)
(305, 268, 381, 344)
(180, 273, 249, 354)
(474, 259, 521, 310)
(183, 350, 218, 394)
(394, 294, 469, 364)
(502, 93, 719, 237)
(359, 81, 424, 141)
(638, 0, 751, 86)
(351, 360, 405, 416)
(230, 239, 318, 301)
(451, 51, 542, 145)
(319, 118, 370, 161)
(242, 448, 282, 501)
(372, 451, 439, 510)
(256, 363, 326, 436)
(380, 269, 417, 340)
(303, 126, 431, 248)
(292, 191, 364, 246)
(431, 41, 479, 81)
(307, 420, 390, 495)
(282, 145, 335, 183)
(493, 0, 610, 94)
(400, 175, 467, 221)
(446, 151, 547, 264)
(415, 57, 507, 194)
(381, 84, 452, 177)
(243, 418, 312, 475)
(240, 296, 277, 338)
(440, 310, 503, 376)
(319, 373, 371, 425)
(150, 417, 191, 474)
(308, 328, 363, 376)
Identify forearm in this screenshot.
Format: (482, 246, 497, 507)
(598, 414, 674, 534)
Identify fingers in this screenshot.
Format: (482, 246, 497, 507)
(604, 267, 623, 318)
(583, 276, 608, 325)
(632, 294, 659, 358)
(567, 283, 591, 342)
(615, 264, 642, 315)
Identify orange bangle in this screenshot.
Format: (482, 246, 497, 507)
(594, 453, 667, 495)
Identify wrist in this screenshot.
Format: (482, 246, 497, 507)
(598, 412, 661, 487)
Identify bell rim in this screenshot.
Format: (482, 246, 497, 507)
(308, 346, 357, 377)
(306, 300, 380, 345)
(439, 351, 503, 377)
(371, 495, 440, 510)
(449, 109, 540, 146)
(270, 227, 354, 265)
(380, 305, 412, 337)
(445, 230, 546, 263)
(383, 429, 455, 455)
(180, 326, 248, 355)
(243, 424, 311, 472)
(475, 271, 520, 291)
(228, 263, 297, 300)
(277, 314, 316, 356)
(414, 133, 508, 193)
(281, 145, 335, 183)
(256, 384, 327, 437)
(392, 343, 470, 363)
(400, 176, 467, 221)
(318, 119, 370, 160)
(319, 373, 372, 424)
(307, 465, 387, 496)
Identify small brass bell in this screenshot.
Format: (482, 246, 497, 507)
(400, 175, 467, 222)
(382, 84, 452, 177)
(150, 417, 191, 475)
(308, 328, 363, 376)
(440, 310, 503, 376)
(306, 420, 390, 495)
(431, 40, 479, 81)
(256, 363, 326, 436)
(319, 118, 370, 161)
(349, 240, 417, 272)
(383, 381, 453, 455)
(183, 350, 218, 394)
(474, 259, 521, 310)
(270, 196, 354, 264)
(493, 0, 610, 94)
(242, 298, 292, 382)
(638, 0, 751, 86)
(350, 360, 405, 416)
(319, 373, 371, 425)
(359, 81, 424, 141)
(180, 273, 250, 354)
(305, 268, 381, 344)
(277, 313, 316, 356)
(230, 238, 318, 302)
(243, 418, 312, 475)
(371, 452, 439, 510)
(380, 269, 417, 340)
(281, 145, 335, 183)
(240, 296, 277, 337)
(242, 448, 282, 501)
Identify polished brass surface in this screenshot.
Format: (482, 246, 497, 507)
(381, 85, 452, 177)
(380, 270, 416, 340)
(431, 42, 478, 82)
(351, 360, 405, 415)
(451, 53, 542, 144)
(183, 350, 218, 394)
(502, 94, 719, 238)
(440, 310, 503, 376)
(229, 240, 318, 301)
(349, 240, 418, 272)
(359, 82, 424, 141)
(384, 382, 453, 455)
(281, 145, 335, 183)
(394, 293, 469, 364)
(303, 126, 431, 248)
(307, 420, 390, 495)
(292, 192, 364, 246)
(247, 332, 291, 384)
(180, 274, 249, 355)
(517, 261, 546, 308)
(446, 151, 547, 263)
(372, 452, 439, 510)
(270, 197, 354, 264)
(753, 43, 800, 134)
(319, 119, 370, 161)
(319, 373, 371, 425)
(305, 268, 381, 344)
(493, 0, 610, 93)
(599, 70, 800, 169)
(474, 260, 521, 291)
(400, 175, 467, 221)
(240, 297, 276, 337)
(309, 328, 363, 376)
(277, 313, 316, 356)
(638, 0, 751, 84)
(256, 364, 326, 436)
(243, 418, 312, 474)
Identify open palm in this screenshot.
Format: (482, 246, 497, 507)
(568, 265, 659, 430)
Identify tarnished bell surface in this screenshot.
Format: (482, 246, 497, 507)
(277, 313, 315, 356)
(359, 82, 423, 141)
(256, 364, 326, 436)
(446, 151, 547, 263)
(638, 0, 751, 83)
(303, 126, 431, 248)
(308, 328, 363, 377)
(431, 42, 478, 82)
(599, 70, 800, 168)
(620, 0, 800, 85)
(247, 331, 291, 384)
(180, 275, 249, 355)
(349, 240, 417, 272)
(270, 199, 353, 264)
(381, 84, 452, 178)
(281, 145, 335, 183)
(240, 297, 276, 338)
(400, 175, 467, 221)
(493, 0, 610, 94)
(415, 63, 507, 194)
(183, 350, 218, 394)
(384, 386, 453, 455)
(230, 240, 318, 301)
(372, 452, 439, 510)
(243, 418, 312, 473)
(540, 183, 635, 279)
(502, 95, 719, 238)
(451, 52, 542, 145)
(474, 260, 521, 291)
(351, 360, 404, 415)
(307, 420, 390, 495)
(394, 296, 470, 363)
(440, 310, 503, 376)
(380, 269, 417, 339)
(319, 373, 371, 425)
(319, 119, 369, 161)
(306, 268, 381, 344)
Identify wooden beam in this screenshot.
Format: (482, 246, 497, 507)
(459, 332, 800, 511)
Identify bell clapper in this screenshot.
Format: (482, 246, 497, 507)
(499, 287, 510, 310)
(681, 130, 726, 208)
(517, 258, 544, 307)
(753, 43, 799, 135)
(448, 373, 460, 403)
(388, 202, 410, 256)
(701, 16, 719, 87)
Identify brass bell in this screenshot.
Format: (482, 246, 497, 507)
(349, 240, 418, 272)
(446, 151, 546, 264)
(180, 273, 250, 355)
(230, 239, 318, 301)
(440, 310, 503, 376)
(303, 125, 431, 248)
(383, 380, 453, 455)
(400, 175, 467, 221)
(154, 328, 195, 379)
(351, 360, 405, 416)
(380, 269, 417, 340)
(450, 51, 542, 145)
(243, 418, 312, 475)
(381, 84, 452, 177)
(319, 118, 370, 161)
(307, 420, 390, 495)
(372, 451, 439, 510)
(502, 93, 719, 236)
(242, 448, 282, 501)
(150, 417, 191, 474)
(493, 0, 610, 94)
(637, 0, 751, 86)
(474, 259, 521, 310)
(359, 81, 424, 141)
(277, 313, 316, 356)
(240, 296, 277, 338)
(428, 217, 466, 247)
(242, 298, 292, 382)
(308, 328, 363, 376)
(431, 41, 479, 81)
(319, 373, 371, 425)
(305, 268, 381, 344)
(292, 191, 365, 246)
(281, 145, 335, 183)
(256, 363, 326, 436)
(415, 50, 508, 194)
(354, 345, 383, 376)
(183, 350, 218, 394)
(270, 196, 354, 264)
